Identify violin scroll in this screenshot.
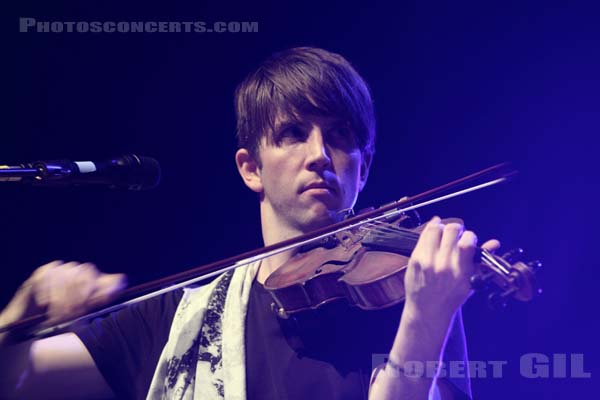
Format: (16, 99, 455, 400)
(471, 248, 542, 309)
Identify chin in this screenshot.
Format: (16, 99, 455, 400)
(300, 209, 340, 231)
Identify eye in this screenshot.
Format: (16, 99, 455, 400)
(328, 125, 348, 138)
(327, 125, 356, 148)
(277, 125, 307, 144)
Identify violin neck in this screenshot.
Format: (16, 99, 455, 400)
(361, 225, 484, 262)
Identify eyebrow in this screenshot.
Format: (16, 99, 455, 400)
(276, 117, 344, 131)
(270, 116, 349, 144)
(273, 120, 297, 133)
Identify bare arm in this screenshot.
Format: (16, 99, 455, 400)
(369, 217, 500, 399)
(0, 333, 114, 399)
(0, 261, 126, 399)
(368, 307, 459, 399)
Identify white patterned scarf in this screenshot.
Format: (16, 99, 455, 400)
(146, 262, 259, 400)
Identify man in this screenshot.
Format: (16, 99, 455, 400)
(0, 47, 499, 399)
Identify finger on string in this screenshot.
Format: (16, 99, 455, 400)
(417, 216, 444, 250)
(409, 217, 443, 271)
(481, 239, 501, 253)
(438, 223, 464, 268)
(457, 231, 478, 277)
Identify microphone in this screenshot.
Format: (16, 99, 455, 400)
(0, 154, 161, 190)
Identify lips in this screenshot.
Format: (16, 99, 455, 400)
(302, 181, 337, 194)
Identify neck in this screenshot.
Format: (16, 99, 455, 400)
(255, 200, 345, 284)
(256, 205, 302, 284)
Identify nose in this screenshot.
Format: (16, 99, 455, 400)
(305, 127, 332, 172)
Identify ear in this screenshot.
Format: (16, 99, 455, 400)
(358, 152, 372, 192)
(235, 148, 263, 193)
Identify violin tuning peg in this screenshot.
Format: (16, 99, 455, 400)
(527, 260, 542, 273)
(501, 248, 524, 264)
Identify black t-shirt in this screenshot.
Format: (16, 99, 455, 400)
(75, 288, 184, 400)
(245, 280, 471, 400)
(75, 279, 471, 399)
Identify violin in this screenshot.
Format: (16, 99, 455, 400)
(0, 163, 541, 338)
(265, 211, 540, 319)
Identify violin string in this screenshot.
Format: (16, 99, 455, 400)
(359, 221, 420, 253)
(480, 249, 511, 276)
(358, 221, 513, 277)
(359, 221, 410, 237)
(360, 220, 420, 241)
(361, 224, 418, 245)
(359, 221, 409, 239)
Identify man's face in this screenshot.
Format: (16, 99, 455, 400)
(254, 114, 370, 232)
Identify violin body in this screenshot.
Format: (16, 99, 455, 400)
(264, 214, 427, 318)
(265, 214, 538, 318)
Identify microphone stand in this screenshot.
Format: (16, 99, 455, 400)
(0, 162, 72, 183)
(0, 166, 40, 181)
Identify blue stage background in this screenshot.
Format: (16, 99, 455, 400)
(3, 1, 599, 398)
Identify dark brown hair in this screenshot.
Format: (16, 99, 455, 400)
(235, 47, 376, 162)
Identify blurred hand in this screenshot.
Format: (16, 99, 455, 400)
(0, 261, 127, 329)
